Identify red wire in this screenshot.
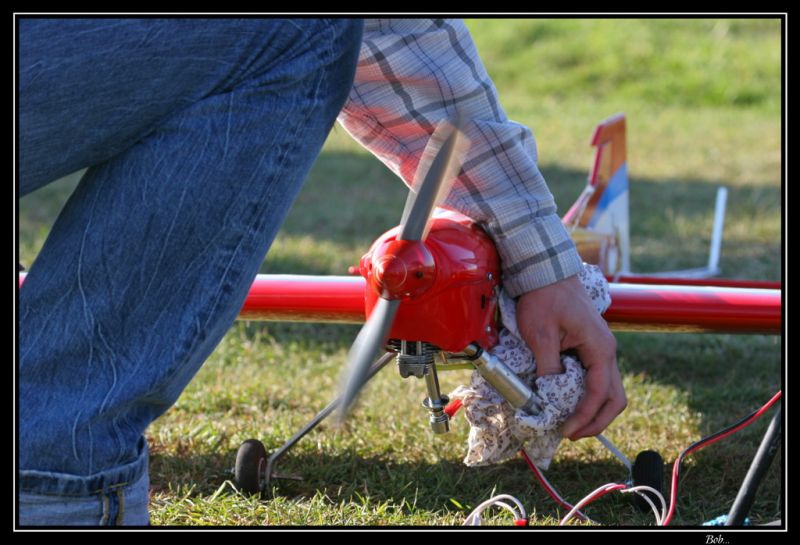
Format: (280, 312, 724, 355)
(571, 484, 627, 517)
(662, 390, 782, 526)
(519, 391, 781, 526)
(454, 380, 780, 526)
(684, 391, 782, 458)
(520, 449, 590, 522)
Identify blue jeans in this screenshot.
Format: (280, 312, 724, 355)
(18, 18, 363, 526)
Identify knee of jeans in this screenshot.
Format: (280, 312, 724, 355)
(249, 18, 362, 84)
(331, 18, 365, 60)
(240, 19, 362, 123)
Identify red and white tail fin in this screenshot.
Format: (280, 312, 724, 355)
(564, 114, 728, 280)
(563, 114, 630, 276)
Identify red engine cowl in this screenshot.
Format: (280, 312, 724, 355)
(359, 209, 501, 352)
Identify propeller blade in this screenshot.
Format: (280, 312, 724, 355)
(336, 297, 400, 422)
(336, 117, 468, 425)
(398, 119, 466, 242)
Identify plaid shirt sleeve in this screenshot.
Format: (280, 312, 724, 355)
(337, 18, 582, 296)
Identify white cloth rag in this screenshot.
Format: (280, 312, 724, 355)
(449, 264, 611, 470)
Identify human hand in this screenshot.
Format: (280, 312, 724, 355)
(516, 274, 625, 440)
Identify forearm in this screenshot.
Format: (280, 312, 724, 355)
(338, 18, 582, 295)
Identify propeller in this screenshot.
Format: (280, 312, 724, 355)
(336, 118, 467, 423)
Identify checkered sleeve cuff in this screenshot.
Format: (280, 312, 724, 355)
(490, 214, 584, 297)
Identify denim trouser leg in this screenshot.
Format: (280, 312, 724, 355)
(18, 18, 363, 525)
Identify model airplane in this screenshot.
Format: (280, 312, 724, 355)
(16, 114, 782, 523)
(225, 114, 780, 506)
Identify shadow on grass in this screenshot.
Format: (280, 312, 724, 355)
(149, 446, 648, 523)
(266, 154, 781, 278)
(149, 449, 235, 497)
(271, 452, 634, 518)
(149, 427, 780, 525)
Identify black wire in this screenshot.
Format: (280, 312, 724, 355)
(673, 400, 777, 483)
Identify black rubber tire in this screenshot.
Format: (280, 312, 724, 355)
(631, 450, 665, 513)
(235, 439, 267, 496)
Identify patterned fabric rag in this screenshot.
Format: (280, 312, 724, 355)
(449, 264, 611, 470)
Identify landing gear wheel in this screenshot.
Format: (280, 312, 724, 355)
(631, 450, 665, 512)
(235, 439, 267, 496)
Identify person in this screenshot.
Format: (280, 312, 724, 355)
(17, 18, 624, 526)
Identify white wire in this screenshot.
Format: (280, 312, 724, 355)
(461, 483, 665, 526)
(625, 485, 667, 523)
(559, 483, 620, 526)
(462, 494, 527, 526)
(463, 496, 524, 526)
(633, 493, 662, 526)
(465, 442, 666, 527)
(559, 483, 668, 527)
(620, 485, 668, 526)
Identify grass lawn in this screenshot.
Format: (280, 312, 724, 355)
(17, 18, 782, 527)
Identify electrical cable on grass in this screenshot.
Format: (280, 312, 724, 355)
(559, 483, 627, 525)
(620, 486, 667, 525)
(662, 390, 782, 525)
(450, 374, 780, 526)
(522, 391, 780, 526)
(520, 449, 593, 523)
(463, 494, 527, 526)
